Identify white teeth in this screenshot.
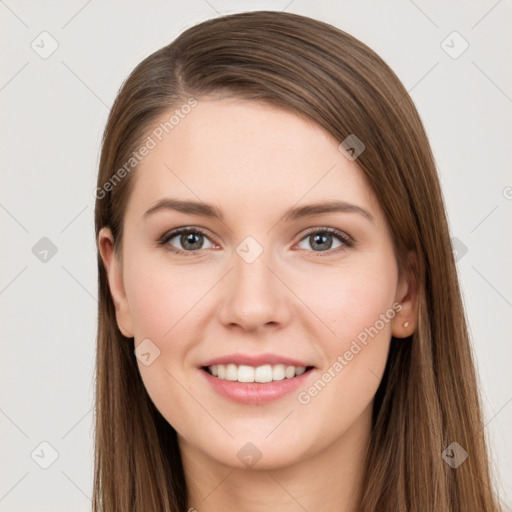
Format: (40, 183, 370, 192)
(225, 364, 238, 381)
(237, 365, 254, 383)
(272, 364, 285, 381)
(207, 363, 308, 383)
(284, 366, 296, 379)
(255, 365, 272, 383)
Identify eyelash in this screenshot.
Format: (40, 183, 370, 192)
(157, 226, 354, 257)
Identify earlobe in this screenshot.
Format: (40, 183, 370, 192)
(392, 251, 419, 339)
(98, 227, 134, 338)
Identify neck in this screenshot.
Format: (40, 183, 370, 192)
(179, 404, 372, 512)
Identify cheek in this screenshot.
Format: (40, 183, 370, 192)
(296, 261, 398, 410)
(122, 257, 207, 434)
(302, 260, 398, 349)
(123, 256, 205, 341)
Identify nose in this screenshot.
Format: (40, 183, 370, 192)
(218, 241, 292, 333)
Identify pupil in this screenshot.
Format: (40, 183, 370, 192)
(182, 232, 202, 250)
(312, 233, 332, 251)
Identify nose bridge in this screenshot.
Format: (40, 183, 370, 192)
(234, 236, 273, 289)
(220, 234, 288, 330)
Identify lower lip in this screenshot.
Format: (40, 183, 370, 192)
(200, 368, 314, 405)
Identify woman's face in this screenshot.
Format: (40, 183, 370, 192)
(99, 98, 415, 471)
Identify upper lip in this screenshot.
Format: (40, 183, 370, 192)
(201, 353, 313, 368)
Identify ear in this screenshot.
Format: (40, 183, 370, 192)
(97, 227, 134, 338)
(392, 250, 419, 339)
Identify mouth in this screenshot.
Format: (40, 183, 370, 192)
(199, 356, 316, 405)
(202, 364, 314, 383)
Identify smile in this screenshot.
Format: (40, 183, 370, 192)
(200, 358, 315, 405)
(205, 363, 309, 383)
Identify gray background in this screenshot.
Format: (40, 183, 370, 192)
(1, 1, 511, 510)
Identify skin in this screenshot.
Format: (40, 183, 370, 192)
(98, 97, 418, 512)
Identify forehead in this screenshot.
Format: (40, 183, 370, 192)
(126, 98, 381, 223)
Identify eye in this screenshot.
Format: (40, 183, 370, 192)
(158, 227, 216, 255)
(295, 227, 353, 255)
(158, 226, 353, 256)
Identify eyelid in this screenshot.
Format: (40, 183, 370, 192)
(158, 226, 217, 252)
(158, 226, 212, 242)
(294, 226, 353, 253)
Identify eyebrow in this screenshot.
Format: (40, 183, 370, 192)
(143, 198, 375, 224)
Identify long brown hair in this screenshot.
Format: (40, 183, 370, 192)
(93, 10, 500, 511)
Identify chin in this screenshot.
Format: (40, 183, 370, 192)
(199, 432, 311, 471)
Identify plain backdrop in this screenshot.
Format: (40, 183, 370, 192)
(1, 1, 511, 510)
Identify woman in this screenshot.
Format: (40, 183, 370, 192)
(93, 10, 501, 511)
